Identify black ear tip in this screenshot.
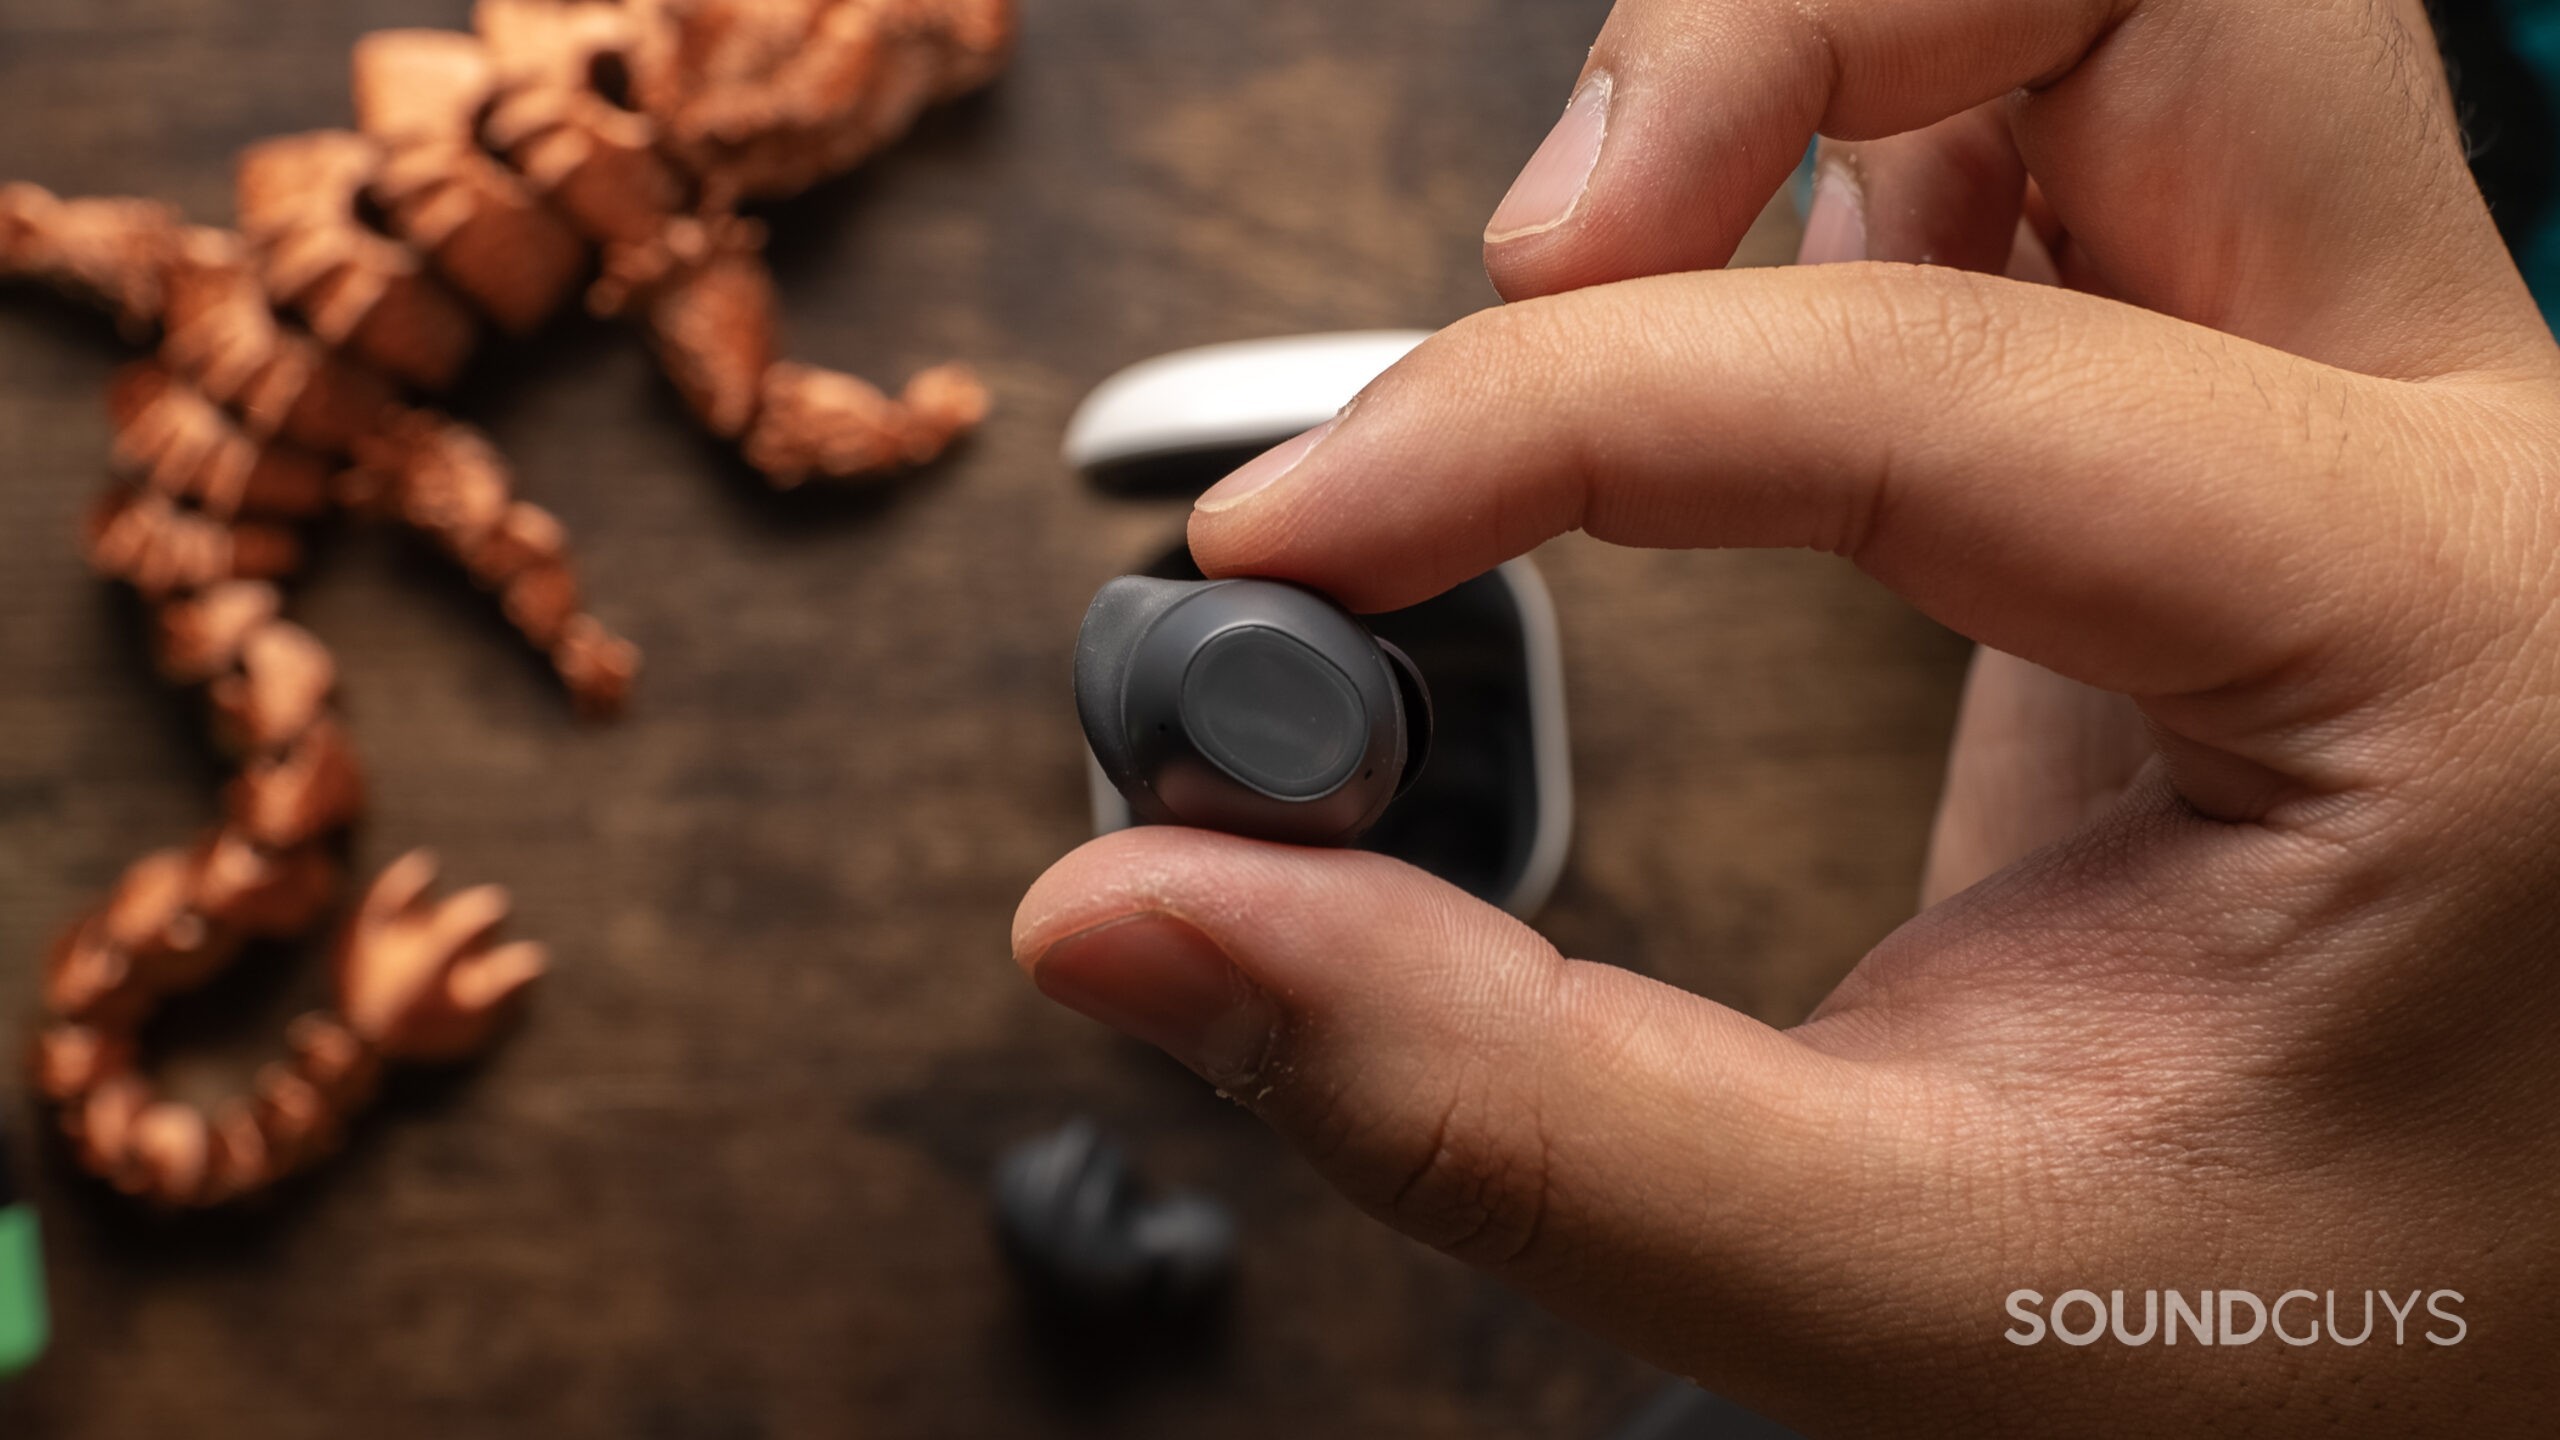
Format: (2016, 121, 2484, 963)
(992, 1119, 1238, 1319)
(1079, 575, 1193, 658)
(1377, 637, 1433, 799)
(1075, 575, 1193, 780)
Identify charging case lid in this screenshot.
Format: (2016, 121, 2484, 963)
(1064, 333, 1572, 918)
(1063, 331, 1429, 491)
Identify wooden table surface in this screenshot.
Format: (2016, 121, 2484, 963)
(0, 2, 1969, 1435)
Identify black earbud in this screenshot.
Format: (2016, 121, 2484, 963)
(993, 1119, 1236, 1319)
(1076, 576, 1432, 846)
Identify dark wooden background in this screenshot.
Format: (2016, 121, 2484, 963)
(0, 2, 1968, 1435)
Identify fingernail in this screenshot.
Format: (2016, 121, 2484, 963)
(1796, 166, 1866, 266)
(1485, 71, 1611, 244)
(1030, 913, 1276, 1086)
(1194, 417, 1335, 515)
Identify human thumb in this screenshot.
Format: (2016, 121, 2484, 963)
(1014, 826, 1907, 1367)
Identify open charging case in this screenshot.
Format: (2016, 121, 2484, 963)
(1064, 333, 1572, 917)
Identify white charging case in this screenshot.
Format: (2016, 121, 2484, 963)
(1064, 333, 1572, 918)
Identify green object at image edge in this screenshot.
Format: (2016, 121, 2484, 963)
(0, 1204, 48, 1377)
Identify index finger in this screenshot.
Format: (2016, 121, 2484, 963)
(1185, 265, 2434, 709)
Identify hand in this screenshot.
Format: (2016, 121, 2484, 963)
(1016, 0, 2560, 1432)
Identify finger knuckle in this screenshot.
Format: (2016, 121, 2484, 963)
(1363, 1058, 1557, 1268)
(1419, 299, 1554, 397)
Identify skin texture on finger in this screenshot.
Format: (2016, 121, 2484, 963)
(2004, 0, 2540, 377)
(1190, 266, 2452, 804)
(1482, 0, 2120, 296)
(1486, 0, 2546, 381)
(1014, 826, 2556, 1437)
(2005, 220, 2061, 285)
(1013, 828, 1966, 1431)
(1920, 648, 2156, 906)
(1805, 109, 2027, 271)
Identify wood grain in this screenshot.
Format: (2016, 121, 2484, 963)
(0, 2, 1969, 1435)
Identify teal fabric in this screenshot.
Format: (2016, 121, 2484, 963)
(2498, 0, 2560, 305)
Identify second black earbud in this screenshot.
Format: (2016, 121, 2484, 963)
(1076, 576, 1431, 846)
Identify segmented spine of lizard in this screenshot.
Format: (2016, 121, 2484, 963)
(0, 0, 1015, 1206)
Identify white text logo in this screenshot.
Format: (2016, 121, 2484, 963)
(2002, 1289, 2465, 1347)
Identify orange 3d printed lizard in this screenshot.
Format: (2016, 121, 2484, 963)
(0, 0, 1014, 1207)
